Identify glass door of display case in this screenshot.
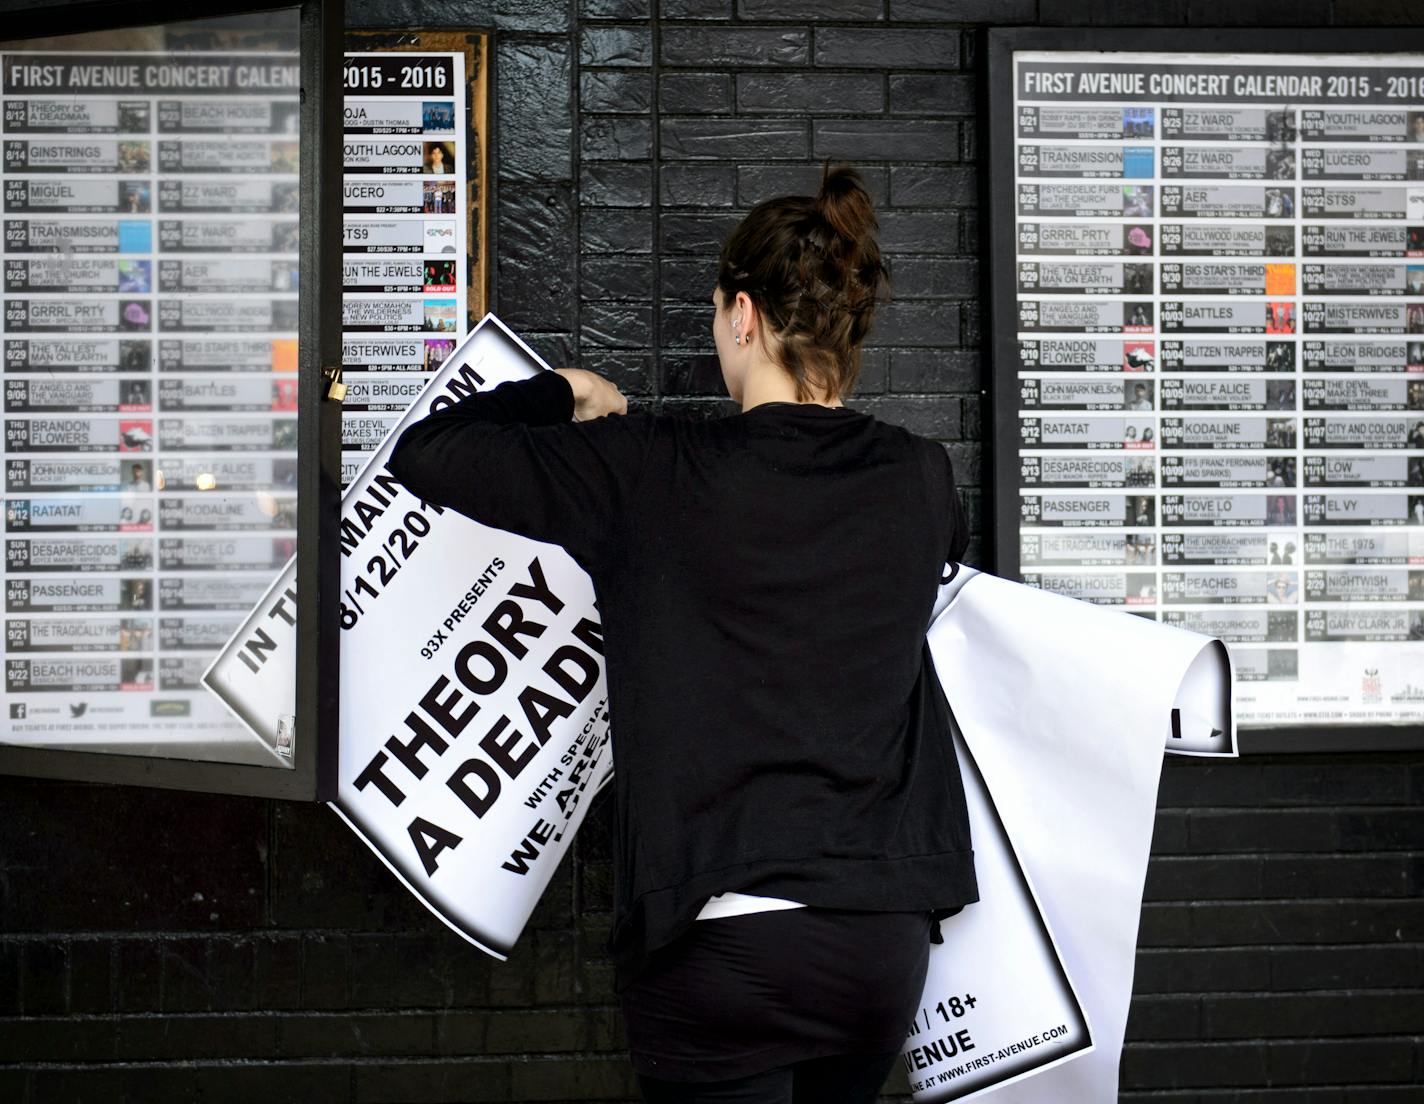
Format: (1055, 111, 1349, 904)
(0, 1, 343, 798)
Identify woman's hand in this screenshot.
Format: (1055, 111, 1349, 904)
(554, 368, 627, 421)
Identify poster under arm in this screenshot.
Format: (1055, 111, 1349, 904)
(909, 566, 1233, 1102)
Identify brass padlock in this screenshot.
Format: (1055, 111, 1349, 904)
(323, 364, 347, 402)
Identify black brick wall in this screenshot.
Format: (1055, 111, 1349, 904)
(1, 1, 1422, 1100)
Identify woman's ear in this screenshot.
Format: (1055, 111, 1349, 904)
(735, 291, 757, 345)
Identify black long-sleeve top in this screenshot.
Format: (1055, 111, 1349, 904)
(388, 369, 977, 989)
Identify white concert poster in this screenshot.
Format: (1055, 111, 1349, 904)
(207, 316, 611, 955)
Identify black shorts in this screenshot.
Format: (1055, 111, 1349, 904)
(619, 907, 933, 1083)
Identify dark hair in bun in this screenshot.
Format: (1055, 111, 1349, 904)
(716, 164, 888, 402)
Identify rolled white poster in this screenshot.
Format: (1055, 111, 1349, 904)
(906, 565, 1233, 1102)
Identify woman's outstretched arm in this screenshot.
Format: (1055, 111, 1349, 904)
(387, 368, 653, 573)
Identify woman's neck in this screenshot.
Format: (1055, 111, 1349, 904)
(739, 358, 842, 411)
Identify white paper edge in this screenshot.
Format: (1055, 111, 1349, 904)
(197, 552, 300, 761)
(1163, 637, 1238, 759)
(327, 800, 510, 962)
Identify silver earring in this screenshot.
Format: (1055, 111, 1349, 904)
(734, 335, 741, 344)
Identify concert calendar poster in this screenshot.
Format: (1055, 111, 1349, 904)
(989, 32, 1424, 748)
(341, 46, 467, 488)
(1, 33, 304, 767)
